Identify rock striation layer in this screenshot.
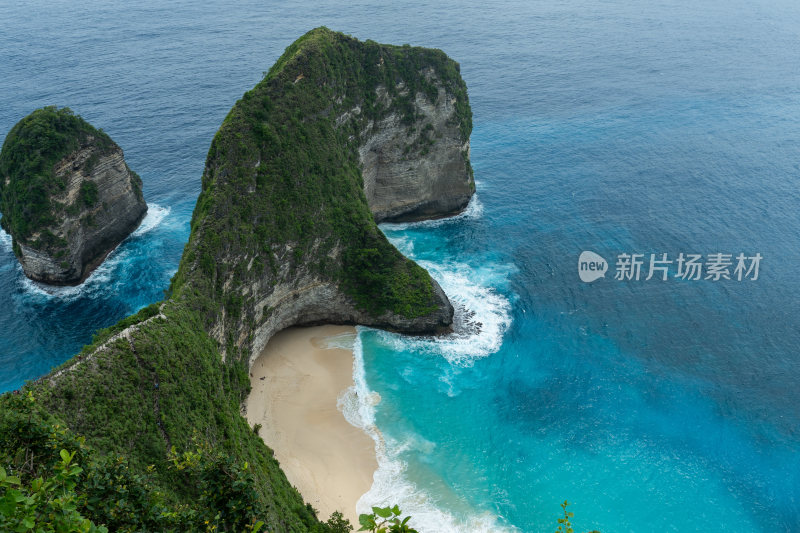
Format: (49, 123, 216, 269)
(359, 71, 474, 222)
(0, 107, 147, 285)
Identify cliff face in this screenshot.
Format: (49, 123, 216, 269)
(0, 107, 147, 285)
(17, 143, 147, 284)
(359, 70, 474, 222)
(243, 240, 454, 368)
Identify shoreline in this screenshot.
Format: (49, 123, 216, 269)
(245, 325, 376, 524)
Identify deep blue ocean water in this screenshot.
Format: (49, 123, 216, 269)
(2, 1, 799, 531)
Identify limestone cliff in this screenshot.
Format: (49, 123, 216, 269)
(170, 27, 474, 364)
(0, 107, 147, 285)
(359, 69, 474, 222)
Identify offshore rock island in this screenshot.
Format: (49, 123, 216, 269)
(0, 28, 473, 531)
(0, 107, 147, 285)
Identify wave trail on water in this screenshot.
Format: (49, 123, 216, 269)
(1, 204, 171, 303)
(338, 333, 516, 533)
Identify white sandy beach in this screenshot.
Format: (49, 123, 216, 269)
(245, 325, 376, 525)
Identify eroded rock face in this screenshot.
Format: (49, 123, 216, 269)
(240, 75, 471, 364)
(359, 70, 474, 222)
(16, 141, 146, 285)
(243, 241, 454, 368)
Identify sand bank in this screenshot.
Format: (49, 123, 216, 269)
(245, 325, 376, 524)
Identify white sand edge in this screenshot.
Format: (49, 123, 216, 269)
(245, 325, 377, 525)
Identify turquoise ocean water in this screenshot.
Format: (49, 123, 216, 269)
(2, 1, 799, 531)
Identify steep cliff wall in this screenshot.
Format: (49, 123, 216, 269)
(0, 107, 147, 284)
(7, 29, 474, 531)
(359, 70, 474, 222)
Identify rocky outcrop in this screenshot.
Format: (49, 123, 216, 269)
(165, 27, 473, 364)
(359, 71, 474, 222)
(16, 142, 147, 284)
(241, 240, 454, 368)
(0, 107, 147, 285)
(242, 67, 470, 363)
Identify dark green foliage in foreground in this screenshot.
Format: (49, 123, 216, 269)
(0, 391, 345, 532)
(359, 506, 417, 533)
(555, 500, 601, 533)
(0, 106, 115, 243)
(327, 511, 354, 533)
(24, 300, 333, 531)
(1, 448, 109, 533)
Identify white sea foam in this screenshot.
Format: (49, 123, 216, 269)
(385, 233, 415, 256)
(9, 204, 171, 302)
(338, 333, 516, 533)
(380, 194, 484, 232)
(0, 227, 12, 251)
(132, 204, 171, 236)
(379, 194, 513, 365)
(19, 257, 115, 302)
(375, 253, 514, 365)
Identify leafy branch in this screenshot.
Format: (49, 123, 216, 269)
(358, 505, 417, 533)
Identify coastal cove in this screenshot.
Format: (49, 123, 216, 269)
(2, 1, 800, 532)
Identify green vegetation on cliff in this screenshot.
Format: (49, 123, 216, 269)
(172, 26, 470, 328)
(0, 107, 115, 245)
(2, 302, 335, 531)
(0, 391, 313, 532)
(0, 28, 473, 531)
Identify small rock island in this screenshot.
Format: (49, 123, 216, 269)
(0, 106, 147, 285)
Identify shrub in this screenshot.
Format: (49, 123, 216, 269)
(79, 180, 98, 207)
